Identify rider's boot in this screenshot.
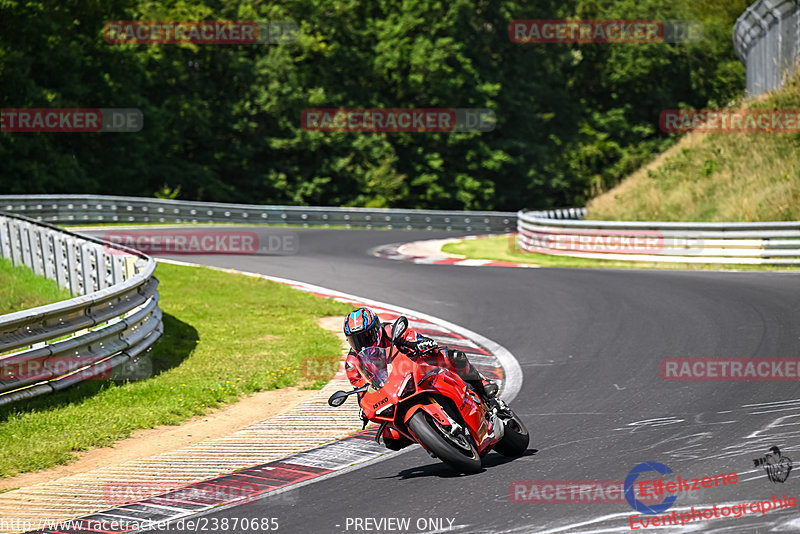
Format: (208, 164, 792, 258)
(447, 349, 499, 406)
(466, 377, 498, 405)
(381, 425, 412, 451)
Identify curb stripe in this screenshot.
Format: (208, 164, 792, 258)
(21, 261, 522, 534)
(371, 238, 539, 269)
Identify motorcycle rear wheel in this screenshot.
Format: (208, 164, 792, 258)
(407, 411, 482, 474)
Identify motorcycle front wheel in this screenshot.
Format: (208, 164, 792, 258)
(407, 411, 482, 474)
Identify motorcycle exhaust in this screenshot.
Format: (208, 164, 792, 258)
(491, 412, 505, 441)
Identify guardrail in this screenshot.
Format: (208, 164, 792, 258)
(0, 212, 163, 406)
(734, 0, 800, 97)
(517, 210, 800, 264)
(0, 195, 516, 233)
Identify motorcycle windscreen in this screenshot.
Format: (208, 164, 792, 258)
(356, 346, 390, 388)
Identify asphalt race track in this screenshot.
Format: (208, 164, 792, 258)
(85, 227, 800, 533)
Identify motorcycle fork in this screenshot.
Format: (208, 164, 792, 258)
(428, 396, 462, 434)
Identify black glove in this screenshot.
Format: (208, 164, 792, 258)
(416, 338, 438, 352)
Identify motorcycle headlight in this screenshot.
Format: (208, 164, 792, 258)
(377, 404, 395, 417)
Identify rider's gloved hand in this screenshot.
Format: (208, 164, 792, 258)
(417, 339, 438, 352)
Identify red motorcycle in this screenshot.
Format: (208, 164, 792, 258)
(328, 316, 528, 473)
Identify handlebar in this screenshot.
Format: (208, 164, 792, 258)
(395, 343, 444, 358)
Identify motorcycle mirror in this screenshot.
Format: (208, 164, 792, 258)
(328, 390, 349, 407)
(391, 316, 408, 342)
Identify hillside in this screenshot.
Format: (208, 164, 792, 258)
(586, 74, 800, 222)
(0, 0, 746, 211)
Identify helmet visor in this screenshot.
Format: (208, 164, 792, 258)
(346, 324, 380, 352)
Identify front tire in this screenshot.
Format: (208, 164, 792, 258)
(407, 411, 482, 474)
(494, 410, 529, 457)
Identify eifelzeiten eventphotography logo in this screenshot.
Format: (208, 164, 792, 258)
(0, 109, 142, 133)
(301, 108, 496, 133)
(753, 446, 793, 483)
(103, 20, 298, 44)
(624, 461, 797, 530)
(509, 20, 703, 44)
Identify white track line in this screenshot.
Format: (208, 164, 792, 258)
(133, 259, 525, 533)
(158, 259, 523, 403)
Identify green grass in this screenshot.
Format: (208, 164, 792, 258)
(442, 235, 800, 271)
(0, 258, 71, 314)
(0, 262, 352, 478)
(587, 74, 800, 222)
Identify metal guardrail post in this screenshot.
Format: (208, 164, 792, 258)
(0, 211, 163, 406)
(0, 191, 516, 405)
(0, 194, 518, 233)
(516, 210, 800, 265)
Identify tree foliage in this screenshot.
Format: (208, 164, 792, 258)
(0, 0, 746, 210)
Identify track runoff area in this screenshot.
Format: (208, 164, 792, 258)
(20, 268, 521, 534)
(25, 227, 800, 533)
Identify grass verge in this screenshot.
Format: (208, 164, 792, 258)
(0, 257, 71, 314)
(0, 261, 352, 478)
(587, 75, 800, 222)
(442, 235, 800, 271)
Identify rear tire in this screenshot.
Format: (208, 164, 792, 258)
(494, 410, 529, 457)
(407, 411, 482, 474)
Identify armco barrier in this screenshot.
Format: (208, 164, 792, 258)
(0, 195, 516, 233)
(517, 209, 800, 265)
(734, 0, 800, 97)
(0, 212, 162, 406)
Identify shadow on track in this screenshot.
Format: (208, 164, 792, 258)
(379, 449, 539, 480)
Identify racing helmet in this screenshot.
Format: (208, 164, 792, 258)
(343, 307, 382, 352)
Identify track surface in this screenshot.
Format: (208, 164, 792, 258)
(86, 227, 800, 533)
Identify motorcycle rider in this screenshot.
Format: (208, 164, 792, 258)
(342, 307, 499, 450)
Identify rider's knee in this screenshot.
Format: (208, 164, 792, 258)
(446, 348, 469, 370)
